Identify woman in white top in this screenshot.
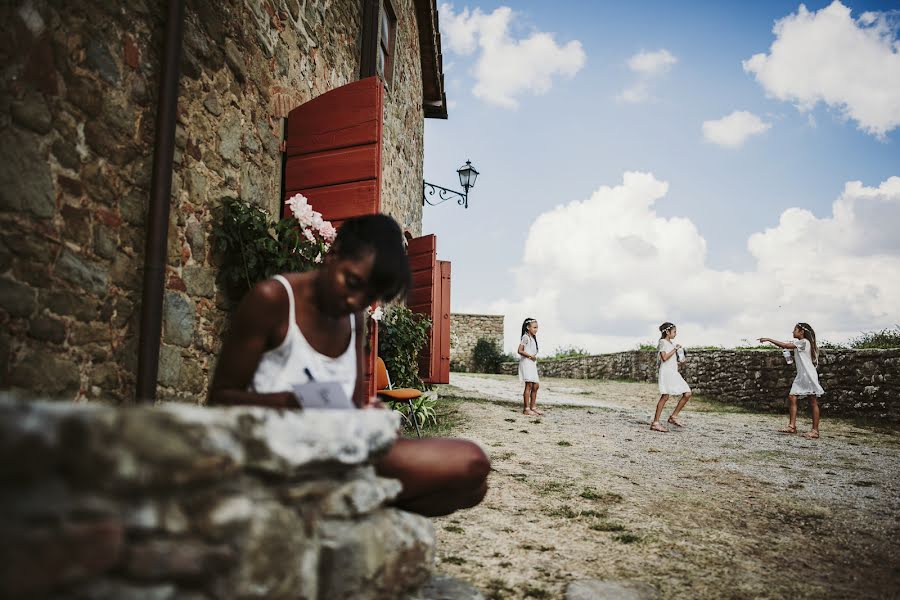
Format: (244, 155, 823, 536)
(759, 322, 825, 439)
(651, 322, 692, 432)
(209, 214, 490, 516)
(517, 318, 541, 416)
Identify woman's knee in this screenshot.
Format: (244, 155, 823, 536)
(532, 383, 540, 391)
(461, 442, 491, 484)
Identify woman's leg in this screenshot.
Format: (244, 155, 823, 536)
(668, 392, 692, 426)
(530, 383, 542, 414)
(779, 395, 798, 432)
(523, 382, 532, 413)
(807, 396, 820, 436)
(376, 438, 491, 517)
(651, 395, 669, 431)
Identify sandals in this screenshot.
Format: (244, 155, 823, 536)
(650, 421, 669, 433)
(667, 416, 685, 428)
(778, 425, 797, 434)
(803, 430, 820, 439)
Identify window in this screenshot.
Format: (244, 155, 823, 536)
(360, 0, 396, 88)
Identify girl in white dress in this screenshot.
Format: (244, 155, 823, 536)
(651, 322, 692, 432)
(517, 318, 541, 416)
(759, 322, 825, 439)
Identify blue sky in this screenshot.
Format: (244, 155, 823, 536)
(422, 1, 900, 352)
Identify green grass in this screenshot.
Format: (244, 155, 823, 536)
(416, 397, 469, 438)
(544, 505, 578, 519)
(522, 585, 551, 598)
(614, 533, 641, 544)
(443, 525, 464, 533)
(557, 440, 572, 446)
(590, 521, 627, 532)
(442, 555, 466, 565)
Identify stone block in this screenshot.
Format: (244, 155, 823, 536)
(85, 38, 120, 85)
(8, 349, 81, 396)
(111, 252, 142, 291)
(162, 291, 195, 347)
(125, 539, 234, 582)
(0, 277, 37, 317)
(183, 265, 216, 298)
(218, 114, 242, 165)
(0, 518, 124, 598)
(318, 509, 435, 599)
(185, 219, 206, 260)
(0, 127, 56, 218)
(41, 288, 99, 322)
(10, 95, 52, 134)
(55, 249, 109, 297)
(320, 476, 403, 518)
(28, 316, 67, 344)
(158, 344, 182, 388)
(176, 358, 205, 394)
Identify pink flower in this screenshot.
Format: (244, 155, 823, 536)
(319, 221, 337, 242)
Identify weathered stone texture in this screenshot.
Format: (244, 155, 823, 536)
(500, 349, 900, 421)
(450, 313, 505, 371)
(0, 399, 434, 599)
(2, 0, 427, 404)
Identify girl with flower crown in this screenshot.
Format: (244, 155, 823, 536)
(650, 322, 692, 432)
(759, 323, 825, 439)
(518, 318, 542, 416)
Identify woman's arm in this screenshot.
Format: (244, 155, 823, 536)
(353, 311, 367, 408)
(208, 280, 296, 409)
(517, 342, 535, 360)
(758, 337, 797, 350)
(659, 343, 680, 362)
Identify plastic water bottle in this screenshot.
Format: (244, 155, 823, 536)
(783, 349, 793, 365)
(676, 347, 685, 362)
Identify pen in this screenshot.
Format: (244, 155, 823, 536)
(304, 367, 315, 382)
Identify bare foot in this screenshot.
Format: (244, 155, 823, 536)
(650, 421, 669, 433)
(531, 408, 544, 416)
(803, 429, 819, 439)
(778, 425, 797, 434)
(523, 409, 538, 416)
(667, 415, 685, 428)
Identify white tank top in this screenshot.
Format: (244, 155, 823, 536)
(249, 275, 357, 400)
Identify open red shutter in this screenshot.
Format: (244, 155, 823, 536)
(407, 235, 451, 384)
(283, 76, 384, 397)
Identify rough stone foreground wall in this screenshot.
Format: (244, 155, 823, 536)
(1, 0, 424, 404)
(0, 399, 434, 599)
(500, 349, 900, 420)
(449, 313, 504, 371)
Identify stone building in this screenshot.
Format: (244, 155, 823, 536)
(449, 312, 504, 371)
(0, 0, 448, 403)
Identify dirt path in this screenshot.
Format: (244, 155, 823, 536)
(430, 373, 900, 599)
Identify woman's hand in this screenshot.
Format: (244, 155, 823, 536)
(675, 344, 682, 349)
(758, 337, 769, 344)
(365, 397, 386, 409)
(529, 354, 537, 361)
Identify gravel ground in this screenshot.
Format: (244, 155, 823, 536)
(429, 373, 900, 600)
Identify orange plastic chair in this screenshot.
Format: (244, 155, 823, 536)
(375, 357, 422, 437)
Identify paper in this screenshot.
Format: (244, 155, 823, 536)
(291, 382, 354, 409)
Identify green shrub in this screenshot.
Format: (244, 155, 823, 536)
(213, 196, 333, 297)
(471, 338, 504, 373)
(388, 394, 437, 429)
(378, 305, 431, 390)
(849, 326, 900, 349)
(546, 345, 590, 360)
(636, 342, 657, 352)
(449, 359, 469, 373)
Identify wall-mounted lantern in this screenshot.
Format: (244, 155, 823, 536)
(423, 160, 480, 209)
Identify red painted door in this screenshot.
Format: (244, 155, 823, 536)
(407, 235, 451, 384)
(283, 76, 384, 397)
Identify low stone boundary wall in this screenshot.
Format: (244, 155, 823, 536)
(0, 400, 434, 599)
(501, 349, 900, 421)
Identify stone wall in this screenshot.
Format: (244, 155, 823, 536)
(1, 0, 426, 404)
(449, 313, 504, 371)
(500, 349, 900, 421)
(0, 398, 435, 599)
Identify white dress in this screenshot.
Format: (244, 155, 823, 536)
(657, 339, 690, 395)
(518, 334, 539, 383)
(789, 339, 825, 397)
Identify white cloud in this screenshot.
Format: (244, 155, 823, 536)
(702, 110, 772, 148)
(627, 49, 677, 76)
(618, 48, 677, 103)
(742, 1, 900, 137)
(469, 173, 900, 353)
(439, 4, 586, 108)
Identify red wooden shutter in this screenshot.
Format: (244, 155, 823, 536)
(407, 235, 451, 384)
(283, 76, 384, 397)
(283, 76, 383, 226)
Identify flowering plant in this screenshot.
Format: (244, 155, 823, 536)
(214, 195, 338, 296)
